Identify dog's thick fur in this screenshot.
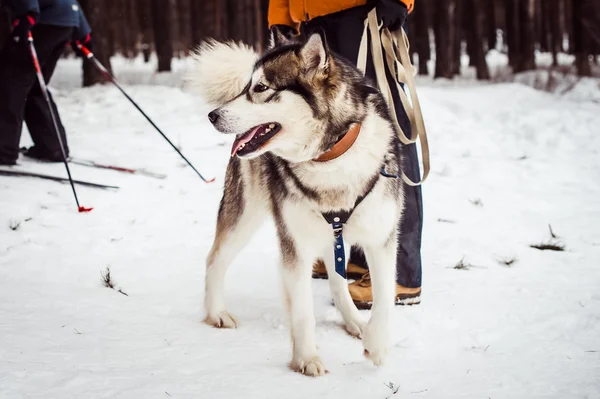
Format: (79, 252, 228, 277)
(189, 33, 405, 376)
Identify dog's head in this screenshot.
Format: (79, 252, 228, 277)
(205, 31, 374, 162)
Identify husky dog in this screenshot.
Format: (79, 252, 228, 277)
(189, 31, 405, 376)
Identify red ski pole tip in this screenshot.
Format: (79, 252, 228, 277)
(78, 206, 94, 213)
(206, 177, 216, 183)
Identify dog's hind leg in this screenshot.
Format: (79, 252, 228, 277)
(204, 164, 266, 329)
(322, 247, 366, 338)
(361, 239, 398, 366)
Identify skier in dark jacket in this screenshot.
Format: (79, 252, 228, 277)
(0, 0, 92, 165)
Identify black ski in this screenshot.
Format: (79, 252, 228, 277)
(0, 169, 119, 190)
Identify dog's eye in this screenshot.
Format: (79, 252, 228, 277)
(253, 83, 269, 93)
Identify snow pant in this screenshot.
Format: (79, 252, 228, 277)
(303, 5, 423, 289)
(0, 24, 72, 164)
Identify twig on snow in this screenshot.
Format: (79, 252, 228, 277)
(101, 267, 128, 296)
(384, 382, 400, 398)
(530, 242, 565, 251)
(469, 198, 483, 207)
(497, 256, 518, 267)
(454, 257, 474, 270)
(9, 220, 21, 231)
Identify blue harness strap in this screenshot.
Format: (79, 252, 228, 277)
(322, 212, 350, 278)
(319, 166, 386, 279)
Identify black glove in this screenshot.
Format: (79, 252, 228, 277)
(71, 33, 93, 57)
(375, 0, 408, 31)
(11, 13, 37, 44)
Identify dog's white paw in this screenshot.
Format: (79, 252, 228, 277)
(345, 318, 367, 339)
(290, 356, 326, 377)
(205, 311, 238, 329)
(362, 325, 389, 366)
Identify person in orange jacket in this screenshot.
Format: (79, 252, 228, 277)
(268, 0, 422, 308)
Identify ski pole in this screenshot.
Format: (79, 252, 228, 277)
(27, 32, 93, 213)
(77, 44, 215, 184)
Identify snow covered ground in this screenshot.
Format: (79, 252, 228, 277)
(1, 57, 599, 399)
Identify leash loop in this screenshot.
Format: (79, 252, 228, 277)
(357, 9, 431, 186)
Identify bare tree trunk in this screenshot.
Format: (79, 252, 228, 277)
(203, 0, 216, 41)
(486, 0, 497, 51)
(434, 0, 454, 78)
(190, 0, 203, 49)
(214, 0, 224, 39)
(520, 0, 536, 71)
(79, 0, 113, 86)
(138, 0, 153, 62)
(467, 0, 490, 79)
(505, 0, 521, 71)
(581, 0, 600, 48)
(450, 0, 462, 75)
(177, 0, 192, 55)
(412, 0, 430, 75)
(254, 0, 265, 50)
(573, 0, 591, 76)
(151, 0, 173, 71)
(545, 0, 559, 66)
(464, 0, 478, 68)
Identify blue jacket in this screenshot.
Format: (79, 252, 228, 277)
(6, 0, 91, 38)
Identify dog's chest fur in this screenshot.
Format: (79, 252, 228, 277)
(237, 111, 404, 250)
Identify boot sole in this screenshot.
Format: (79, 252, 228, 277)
(312, 271, 367, 280)
(352, 293, 421, 310)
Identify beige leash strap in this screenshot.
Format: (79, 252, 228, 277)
(357, 9, 430, 186)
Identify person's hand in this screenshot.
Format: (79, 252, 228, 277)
(11, 14, 37, 44)
(71, 33, 93, 57)
(375, 0, 408, 31)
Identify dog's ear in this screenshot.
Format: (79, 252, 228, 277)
(300, 32, 330, 76)
(269, 25, 292, 48)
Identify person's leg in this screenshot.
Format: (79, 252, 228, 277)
(24, 25, 73, 160)
(0, 32, 37, 164)
(304, 9, 423, 292)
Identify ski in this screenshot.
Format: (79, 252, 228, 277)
(18, 149, 166, 179)
(69, 158, 167, 179)
(0, 169, 119, 190)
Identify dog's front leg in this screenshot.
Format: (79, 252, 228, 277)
(322, 246, 366, 338)
(205, 188, 265, 329)
(362, 239, 398, 366)
(281, 254, 325, 377)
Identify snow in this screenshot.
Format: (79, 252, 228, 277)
(1, 55, 600, 399)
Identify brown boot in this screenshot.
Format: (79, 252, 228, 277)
(312, 260, 369, 280)
(348, 273, 421, 309)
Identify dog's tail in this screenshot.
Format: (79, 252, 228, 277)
(187, 40, 259, 108)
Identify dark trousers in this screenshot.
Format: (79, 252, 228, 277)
(0, 24, 72, 164)
(304, 6, 423, 289)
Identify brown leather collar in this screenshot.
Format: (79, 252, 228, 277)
(313, 123, 361, 162)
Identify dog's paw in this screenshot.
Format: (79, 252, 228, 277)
(204, 311, 238, 329)
(345, 318, 367, 339)
(290, 356, 326, 377)
(362, 325, 389, 366)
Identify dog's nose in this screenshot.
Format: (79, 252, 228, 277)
(208, 110, 220, 124)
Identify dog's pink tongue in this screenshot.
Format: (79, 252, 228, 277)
(231, 126, 262, 156)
